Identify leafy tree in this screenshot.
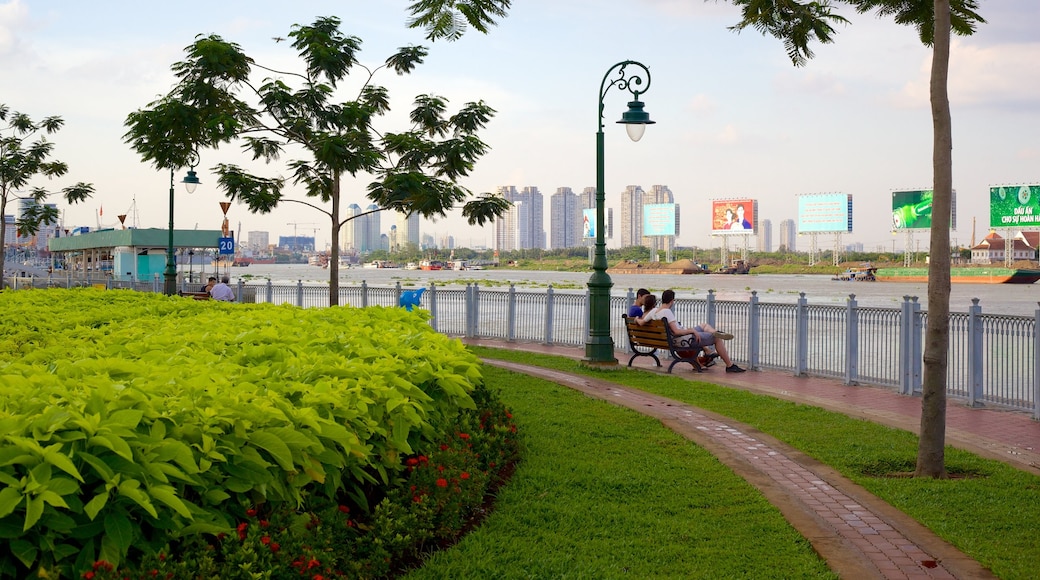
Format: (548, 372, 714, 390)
(124, 17, 509, 305)
(724, 0, 983, 477)
(406, 0, 512, 41)
(0, 105, 94, 277)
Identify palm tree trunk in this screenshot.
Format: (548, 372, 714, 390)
(916, 0, 953, 478)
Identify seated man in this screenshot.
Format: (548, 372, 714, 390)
(645, 289, 745, 373)
(209, 276, 235, 302)
(628, 288, 650, 318)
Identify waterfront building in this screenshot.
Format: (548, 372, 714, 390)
(494, 186, 545, 251)
(396, 211, 420, 249)
(757, 219, 772, 252)
(619, 185, 645, 248)
(550, 187, 582, 249)
(779, 219, 797, 252)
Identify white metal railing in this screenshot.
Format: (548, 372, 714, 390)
(5, 275, 1039, 419)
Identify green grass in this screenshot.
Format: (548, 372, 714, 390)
(406, 365, 836, 579)
(442, 347, 1040, 580)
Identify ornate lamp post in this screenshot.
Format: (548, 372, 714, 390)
(164, 157, 201, 296)
(585, 60, 655, 364)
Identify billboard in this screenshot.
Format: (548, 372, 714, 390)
(710, 199, 757, 234)
(891, 189, 957, 230)
(797, 193, 852, 233)
(990, 184, 1040, 228)
(582, 208, 596, 239)
(643, 203, 676, 236)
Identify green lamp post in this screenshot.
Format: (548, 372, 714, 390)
(586, 60, 655, 364)
(164, 159, 201, 296)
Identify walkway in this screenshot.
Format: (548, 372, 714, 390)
(465, 339, 1040, 579)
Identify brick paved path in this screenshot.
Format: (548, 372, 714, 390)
(464, 340, 1040, 579)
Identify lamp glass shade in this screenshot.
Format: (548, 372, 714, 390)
(182, 170, 201, 194)
(616, 99, 654, 142)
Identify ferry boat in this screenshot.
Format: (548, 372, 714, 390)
(364, 260, 399, 269)
(832, 265, 877, 282)
(420, 260, 444, 271)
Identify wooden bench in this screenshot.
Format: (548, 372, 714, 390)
(178, 291, 211, 301)
(622, 314, 714, 373)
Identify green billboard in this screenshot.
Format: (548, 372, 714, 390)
(891, 189, 957, 231)
(990, 184, 1040, 228)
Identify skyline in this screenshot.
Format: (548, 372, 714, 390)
(3, 0, 1038, 253)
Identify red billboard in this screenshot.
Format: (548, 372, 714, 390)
(711, 199, 757, 234)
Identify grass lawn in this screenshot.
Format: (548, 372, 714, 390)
(409, 347, 1040, 580)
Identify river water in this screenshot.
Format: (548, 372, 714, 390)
(218, 263, 1040, 317)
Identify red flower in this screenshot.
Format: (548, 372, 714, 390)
(93, 561, 114, 572)
(259, 519, 269, 528)
(237, 522, 248, 540)
(418, 455, 428, 463)
(458, 432, 470, 440)
(506, 412, 513, 419)
(437, 465, 446, 472)
(413, 495, 423, 503)
(82, 573, 95, 580)
(440, 444, 449, 451)
(261, 535, 271, 545)
(246, 508, 258, 517)
(270, 543, 281, 553)
(158, 553, 166, 562)
(405, 457, 419, 467)
(307, 559, 321, 570)
(461, 472, 470, 480)
(338, 505, 350, 514)
(436, 478, 448, 488)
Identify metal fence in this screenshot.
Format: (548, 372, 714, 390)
(6, 275, 1039, 419)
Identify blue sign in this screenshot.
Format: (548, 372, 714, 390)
(218, 237, 235, 255)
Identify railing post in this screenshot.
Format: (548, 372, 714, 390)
(266, 279, 273, 304)
(795, 292, 808, 376)
(428, 284, 438, 331)
(236, 279, 244, 303)
(507, 284, 517, 342)
(296, 280, 304, 308)
(583, 289, 591, 340)
(748, 291, 760, 370)
(544, 284, 555, 345)
(967, 298, 984, 407)
(844, 293, 859, 386)
(471, 284, 480, 338)
(361, 280, 369, 308)
(912, 297, 923, 394)
(154, 273, 161, 294)
(1034, 303, 1040, 421)
(395, 281, 402, 307)
(900, 296, 913, 395)
(706, 289, 717, 328)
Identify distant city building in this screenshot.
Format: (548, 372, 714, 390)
(757, 219, 772, 252)
(845, 242, 864, 253)
(439, 234, 455, 250)
(549, 187, 582, 249)
(619, 185, 645, 248)
(396, 211, 420, 249)
(363, 204, 382, 253)
(3, 214, 16, 245)
(422, 233, 436, 249)
(278, 236, 315, 252)
(247, 231, 270, 253)
(342, 204, 363, 252)
(779, 219, 797, 252)
(494, 185, 545, 251)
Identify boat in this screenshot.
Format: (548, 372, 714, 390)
(832, 265, 877, 282)
(364, 260, 399, 269)
(420, 260, 444, 271)
(874, 266, 1040, 284)
(715, 259, 751, 275)
(608, 258, 709, 275)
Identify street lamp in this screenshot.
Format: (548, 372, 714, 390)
(586, 60, 655, 365)
(164, 158, 201, 296)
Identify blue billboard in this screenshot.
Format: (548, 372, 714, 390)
(643, 204, 676, 236)
(797, 193, 853, 233)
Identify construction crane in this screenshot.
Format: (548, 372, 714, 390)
(286, 222, 318, 253)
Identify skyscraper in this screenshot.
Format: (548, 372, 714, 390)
(757, 219, 773, 252)
(619, 185, 645, 248)
(779, 219, 797, 252)
(494, 185, 545, 251)
(549, 187, 582, 249)
(395, 211, 420, 249)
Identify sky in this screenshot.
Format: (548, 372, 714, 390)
(2, 0, 1038, 253)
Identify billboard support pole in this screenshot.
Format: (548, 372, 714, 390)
(833, 232, 843, 266)
(904, 230, 913, 267)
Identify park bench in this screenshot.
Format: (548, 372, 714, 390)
(178, 291, 211, 301)
(622, 314, 715, 373)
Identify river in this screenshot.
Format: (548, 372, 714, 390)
(214, 263, 1040, 317)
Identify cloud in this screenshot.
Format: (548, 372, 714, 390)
(686, 93, 716, 113)
(0, 0, 30, 57)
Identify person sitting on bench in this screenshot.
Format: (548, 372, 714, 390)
(644, 289, 745, 373)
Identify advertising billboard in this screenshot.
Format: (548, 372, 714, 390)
(891, 189, 957, 230)
(990, 184, 1040, 228)
(643, 203, 676, 236)
(796, 193, 852, 233)
(710, 199, 756, 234)
(582, 208, 596, 239)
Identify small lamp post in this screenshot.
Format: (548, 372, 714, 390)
(586, 60, 655, 365)
(164, 159, 201, 296)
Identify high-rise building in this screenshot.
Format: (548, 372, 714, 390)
(580, 186, 613, 245)
(779, 219, 797, 252)
(363, 204, 381, 253)
(247, 231, 270, 253)
(619, 185, 645, 248)
(494, 185, 545, 251)
(342, 204, 363, 252)
(395, 211, 420, 249)
(757, 219, 772, 252)
(549, 187, 582, 249)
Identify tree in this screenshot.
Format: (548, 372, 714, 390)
(124, 17, 509, 305)
(0, 105, 94, 277)
(725, 0, 983, 477)
(406, 0, 512, 41)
